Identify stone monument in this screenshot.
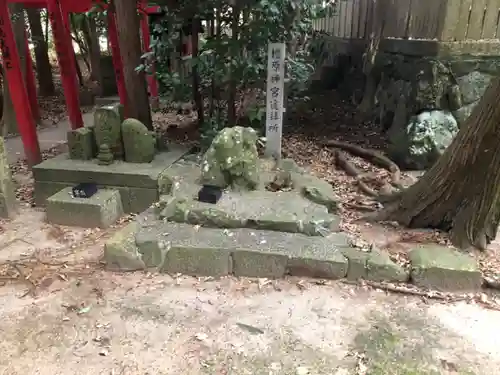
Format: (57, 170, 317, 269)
(121, 118, 156, 163)
(67, 103, 156, 165)
(201, 126, 260, 190)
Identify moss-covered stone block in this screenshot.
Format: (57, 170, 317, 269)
(46, 187, 123, 228)
(367, 250, 409, 282)
(409, 246, 482, 291)
(129, 187, 158, 213)
(104, 222, 145, 271)
(287, 244, 348, 279)
(301, 185, 339, 213)
(160, 190, 339, 236)
(201, 126, 260, 190)
(135, 225, 169, 268)
(67, 127, 95, 160)
(231, 250, 288, 278)
(163, 246, 232, 277)
(121, 118, 156, 163)
(341, 247, 370, 280)
(94, 104, 124, 159)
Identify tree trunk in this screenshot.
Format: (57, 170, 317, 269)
(87, 16, 103, 95)
(227, 3, 240, 126)
(376, 77, 500, 250)
(191, 17, 204, 126)
(70, 14, 90, 74)
(1, 67, 17, 137)
(358, 0, 386, 115)
(114, 0, 152, 129)
(26, 8, 55, 96)
(1, 4, 28, 136)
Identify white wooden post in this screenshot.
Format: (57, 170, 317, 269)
(265, 42, 286, 160)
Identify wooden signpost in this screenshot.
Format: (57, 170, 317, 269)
(265, 42, 286, 160)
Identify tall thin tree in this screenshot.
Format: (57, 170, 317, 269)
(26, 8, 55, 96)
(113, 0, 152, 129)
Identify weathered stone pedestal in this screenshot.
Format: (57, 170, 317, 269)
(33, 145, 190, 213)
(46, 188, 123, 228)
(104, 153, 409, 283)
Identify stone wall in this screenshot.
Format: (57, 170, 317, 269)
(314, 38, 500, 169)
(374, 43, 499, 128)
(311, 37, 366, 98)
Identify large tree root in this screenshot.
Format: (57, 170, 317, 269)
(325, 140, 403, 199)
(334, 150, 378, 197)
(365, 180, 499, 250)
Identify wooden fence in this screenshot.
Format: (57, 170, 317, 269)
(312, 0, 500, 41)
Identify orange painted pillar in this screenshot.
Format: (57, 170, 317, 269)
(47, 0, 83, 129)
(0, 2, 41, 166)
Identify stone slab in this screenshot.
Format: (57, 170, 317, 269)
(46, 187, 123, 228)
(129, 187, 159, 213)
(67, 127, 95, 160)
(35, 181, 157, 214)
(134, 222, 350, 279)
(33, 145, 190, 188)
(409, 246, 482, 291)
(340, 247, 369, 280)
(161, 190, 341, 236)
(366, 251, 408, 283)
(104, 222, 145, 271)
(135, 225, 169, 268)
(157, 158, 202, 195)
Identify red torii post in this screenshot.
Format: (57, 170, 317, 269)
(0, 0, 159, 166)
(0, 0, 41, 166)
(10, 0, 85, 130)
(0, 0, 87, 165)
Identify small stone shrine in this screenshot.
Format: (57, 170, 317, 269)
(67, 103, 156, 164)
(33, 103, 192, 227)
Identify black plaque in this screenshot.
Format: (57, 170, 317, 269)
(198, 185, 222, 204)
(72, 183, 98, 198)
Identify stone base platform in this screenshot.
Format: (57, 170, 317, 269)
(46, 187, 123, 228)
(101, 154, 482, 291)
(410, 246, 482, 291)
(158, 190, 341, 236)
(33, 145, 190, 213)
(103, 153, 410, 282)
(105, 215, 410, 282)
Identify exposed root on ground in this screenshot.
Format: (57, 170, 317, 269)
(356, 280, 500, 312)
(323, 140, 402, 200)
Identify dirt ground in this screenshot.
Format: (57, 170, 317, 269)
(0, 206, 500, 375)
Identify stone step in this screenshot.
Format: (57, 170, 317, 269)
(135, 222, 351, 279)
(409, 246, 482, 291)
(158, 190, 341, 236)
(46, 187, 123, 228)
(105, 218, 409, 282)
